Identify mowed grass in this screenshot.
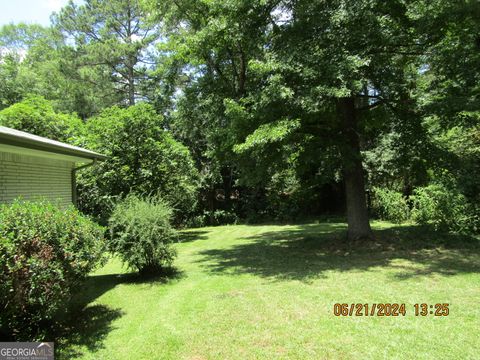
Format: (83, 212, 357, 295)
(57, 221, 480, 359)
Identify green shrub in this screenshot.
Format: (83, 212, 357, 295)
(79, 104, 199, 225)
(0, 95, 83, 142)
(410, 184, 475, 233)
(187, 213, 207, 228)
(0, 200, 105, 340)
(265, 170, 303, 221)
(371, 187, 410, 223)
(109, 195, 178, 275)
(187, 210, 239, 227)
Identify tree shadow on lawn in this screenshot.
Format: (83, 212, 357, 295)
(55, 269, 182, 359)
(178, 230, 210, 243)
(196, 223, 480, 282)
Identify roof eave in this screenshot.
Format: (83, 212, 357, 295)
(0, 133, 107, 161)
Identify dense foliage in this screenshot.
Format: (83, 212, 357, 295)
(0, 95, 83, 142)
(371, 188, 410, 224)
(108, 195, 177, 275)
(411, 184, 477, 234)
(188, 209, 239, 228)
(52, 0, 162, 106)
(371, 183, 478, 234)
(77, 103, 199, 224)
(0, 0, 478, 236)
(0, 200, 105, 340)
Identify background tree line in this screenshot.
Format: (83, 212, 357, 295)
(0, 0, 478, 238)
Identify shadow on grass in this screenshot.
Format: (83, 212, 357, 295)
(196, 222, 480, 282)
(55, 305, 123, 359)
(55, 269, 182, 359)
(178, 230, 210, 243)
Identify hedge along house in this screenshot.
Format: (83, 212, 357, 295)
(0, 126, 106, 207)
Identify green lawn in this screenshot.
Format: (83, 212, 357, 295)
(58, 221, 480, 359)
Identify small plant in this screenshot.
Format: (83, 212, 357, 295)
(109, 195, 178, 275)
(0, 199, 105, 340)
(371, 187, 410, 223)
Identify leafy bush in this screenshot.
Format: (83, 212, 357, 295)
(371, 187, 410, 223)
(0, 95, 83, 142)
(411, 184, 475, 233)
(265, 169, 303, 221)
(263, 169, 332, 222)
(109, 195, 178, 275)
(78, 104, 199, 224)
(188, 209, 239, 227)
(0, 200, 105, 340)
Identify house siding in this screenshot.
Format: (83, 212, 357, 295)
(0, 152, 74, 207)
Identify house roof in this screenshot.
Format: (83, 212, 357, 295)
(0, 126, 107, 161)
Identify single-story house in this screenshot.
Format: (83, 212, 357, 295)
(0, 126, 106, 207)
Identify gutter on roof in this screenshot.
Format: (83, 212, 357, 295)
(0, 132, 107, 161)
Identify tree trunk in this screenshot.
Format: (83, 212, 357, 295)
(127, 64, 135, 106)
(337, 97, 373, 241)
